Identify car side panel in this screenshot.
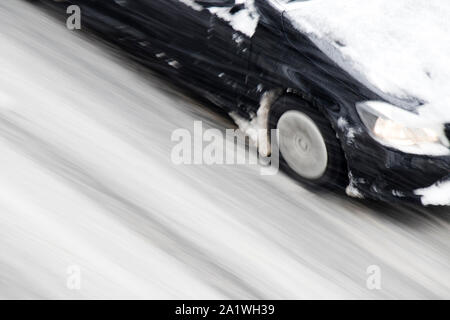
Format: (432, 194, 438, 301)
(56, 0, 244, 109)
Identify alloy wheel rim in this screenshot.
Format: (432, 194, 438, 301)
(277, 110, 329, 180)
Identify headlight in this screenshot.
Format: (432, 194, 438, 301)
(356, 101, 449, 155)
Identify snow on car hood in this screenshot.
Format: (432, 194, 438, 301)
(286, 0, 450, 125)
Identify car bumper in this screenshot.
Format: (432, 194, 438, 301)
(341, 129, 450, 206)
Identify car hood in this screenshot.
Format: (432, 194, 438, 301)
(285, 0, 450, 126)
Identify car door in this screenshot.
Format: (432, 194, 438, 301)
(122, 0, 211, 63)
(69, 0, 253, 111)
(203, 0, 256, 113)
(138, 0, 254, 111)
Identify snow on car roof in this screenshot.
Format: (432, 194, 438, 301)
(286, 0, 450, 125)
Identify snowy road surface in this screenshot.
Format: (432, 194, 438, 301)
(0, 1, 449, 299)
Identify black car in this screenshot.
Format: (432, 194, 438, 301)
(38, 0, 450, 206)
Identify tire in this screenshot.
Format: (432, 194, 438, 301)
(268, 95, 348, 190)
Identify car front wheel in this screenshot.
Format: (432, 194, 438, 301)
(269, 95, 348, 189)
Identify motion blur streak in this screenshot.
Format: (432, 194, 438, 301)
(0, 1, 449, 299)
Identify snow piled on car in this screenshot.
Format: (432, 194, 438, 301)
(207, 0, 260, 37)
(286, 0, 450, 125)
(178, 0, 259, 37)
(415, 179, 450, 206)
